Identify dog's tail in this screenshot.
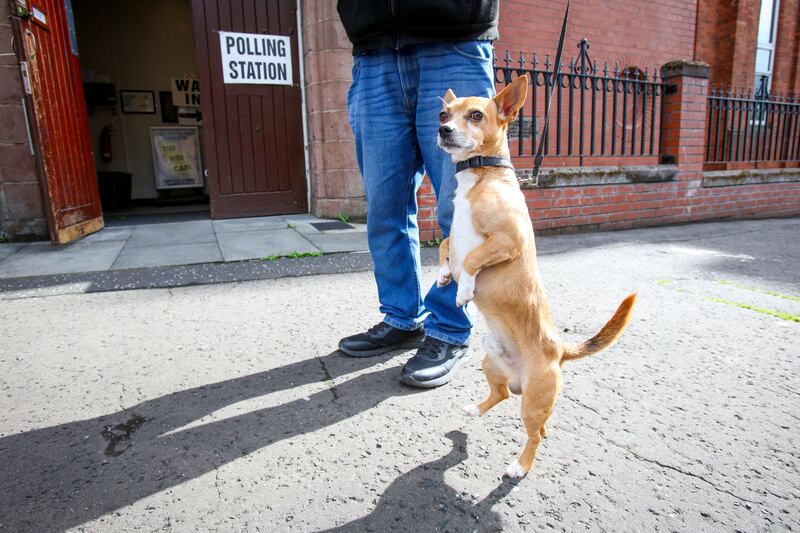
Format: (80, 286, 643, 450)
(561, 293, 637, 363)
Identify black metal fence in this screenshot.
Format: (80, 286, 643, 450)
(706, 80, 800, 164)
(494, 38, 666, 165)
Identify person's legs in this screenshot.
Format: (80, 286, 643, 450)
(399, 41, 497, 387)
(416, 41, 497, 346)
(347, 48, 426, 332)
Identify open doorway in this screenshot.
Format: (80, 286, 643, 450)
(72, 0, 209, 225)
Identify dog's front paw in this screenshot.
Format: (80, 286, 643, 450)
(463, 404, 481, 417)
(436, 265, 452, 287)
(455, 273, 475, 307)
(503, 460, 528, 479)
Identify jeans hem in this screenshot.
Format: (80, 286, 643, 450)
(383, 315, 422, 332)
(424, 326, 470, 347)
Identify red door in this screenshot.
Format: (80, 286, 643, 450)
(13, 0, 102, 243)
(192, 0, 308, 218)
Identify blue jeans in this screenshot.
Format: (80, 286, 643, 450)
(347, 41, 496, 346)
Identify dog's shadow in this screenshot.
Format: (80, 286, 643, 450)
(321, 429, 518, 532)
(0, 351, 425, 531)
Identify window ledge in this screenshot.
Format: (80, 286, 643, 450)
(702, 168, 800, 188)
(517, 165, 677, 189)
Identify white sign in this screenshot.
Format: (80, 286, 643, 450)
(219, 31, 292, 85)
(171, 76, 200, 107)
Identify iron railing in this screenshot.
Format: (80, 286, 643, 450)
(494, 38, 667, 165)
(706, 79, 800, 164)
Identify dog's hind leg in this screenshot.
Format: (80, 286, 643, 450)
(504, 363, 561, 478)
(464, 351, 510, 417)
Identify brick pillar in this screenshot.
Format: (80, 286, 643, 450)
(772, 0, 800, 95)
(300, 0, 366, 219)
(694, 0, 759, 90)
(0, 3, 47, 240)
(660, 60, 710, 222)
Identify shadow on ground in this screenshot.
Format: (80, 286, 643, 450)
(321, 430, 518, 532)
(0, 351, 444, 531)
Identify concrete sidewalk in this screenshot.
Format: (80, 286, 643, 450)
(0, 213, 368, 279)
(0, 218, 798, 532)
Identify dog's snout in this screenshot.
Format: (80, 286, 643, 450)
(439, 124, 454, 136)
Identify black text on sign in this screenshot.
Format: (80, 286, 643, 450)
(219, 31, 292, 85)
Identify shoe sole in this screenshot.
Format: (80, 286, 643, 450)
(399, 351, 472, 389)
(339, 338, 425, 358)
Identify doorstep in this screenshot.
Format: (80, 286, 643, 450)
(0, 214, 368, 280)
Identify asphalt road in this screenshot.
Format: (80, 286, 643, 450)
(1, 218, 798, 532)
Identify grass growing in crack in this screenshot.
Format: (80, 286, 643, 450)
(260, 251, 324, 261)
(717, 279, 800, 302)
(336, 213, 350, 224)
(655, 279, 673, 286)
(0, 233, 8, 243)
(421, 237, 442, 248)
(286, 223, 296, 229)
(704, 296, 800, 323)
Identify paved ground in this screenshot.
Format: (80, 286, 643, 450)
(0, 213, 367, 279)
(0, 218, 798, 532)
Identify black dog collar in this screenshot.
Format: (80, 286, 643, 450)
(455, 156, 514, 173)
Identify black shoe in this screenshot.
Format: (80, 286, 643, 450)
(339, 322, 425, 357)
(400, 337, 470, 388)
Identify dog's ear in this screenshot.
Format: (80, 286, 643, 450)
(443, 88, 457, 104)
(493, 74, 529, 122)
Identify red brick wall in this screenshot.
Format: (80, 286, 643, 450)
(694, 0, 760, 90)
(772, 0, 800, 95)
(0, 2, 47, 239)
(496, 0, 696, 74)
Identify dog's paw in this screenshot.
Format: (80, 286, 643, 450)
(436, 265, 452, 287)
(455, 273, 475, 307)
(464, 404, 481, 417)
(503, 460, 528, 479)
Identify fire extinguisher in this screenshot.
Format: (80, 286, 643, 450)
(100, 126, 113, 162)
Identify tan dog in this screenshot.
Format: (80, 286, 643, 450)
(436, 74, 636, 478)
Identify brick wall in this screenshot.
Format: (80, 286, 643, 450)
(301, 0, 366, 220)
(0, 2, 47, 239)
(497, 0, 696, 72)
(694, 0, 760, 90)
(772, 0, 800, 95)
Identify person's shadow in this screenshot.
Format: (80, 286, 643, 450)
(0, 351, 421, 532)
(320, 430, 519, 532)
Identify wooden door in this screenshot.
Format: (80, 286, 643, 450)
(13, 0, 103, 243)
(192, 0, 308, 219)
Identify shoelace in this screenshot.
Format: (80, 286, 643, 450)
(367, 322, 391, 336)
(418, 337, 446, 359)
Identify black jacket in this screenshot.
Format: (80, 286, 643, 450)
(337, 0, 500, 55)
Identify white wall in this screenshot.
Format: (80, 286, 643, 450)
(73, 0, 199, 200)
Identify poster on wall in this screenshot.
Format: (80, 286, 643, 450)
(150, 127, 203, 189)
(218, 31, 292, 85)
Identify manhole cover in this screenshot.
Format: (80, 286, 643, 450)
(311, 221, 354, 231)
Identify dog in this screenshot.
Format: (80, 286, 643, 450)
(435, 74, 636, 478)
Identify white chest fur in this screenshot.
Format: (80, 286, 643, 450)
(449, 170, 485, 278)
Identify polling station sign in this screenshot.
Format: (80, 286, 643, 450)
(219, 31, 292, 85)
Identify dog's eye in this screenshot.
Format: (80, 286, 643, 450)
(470, 111, 484, 121)
(439, 111, 449, 122)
